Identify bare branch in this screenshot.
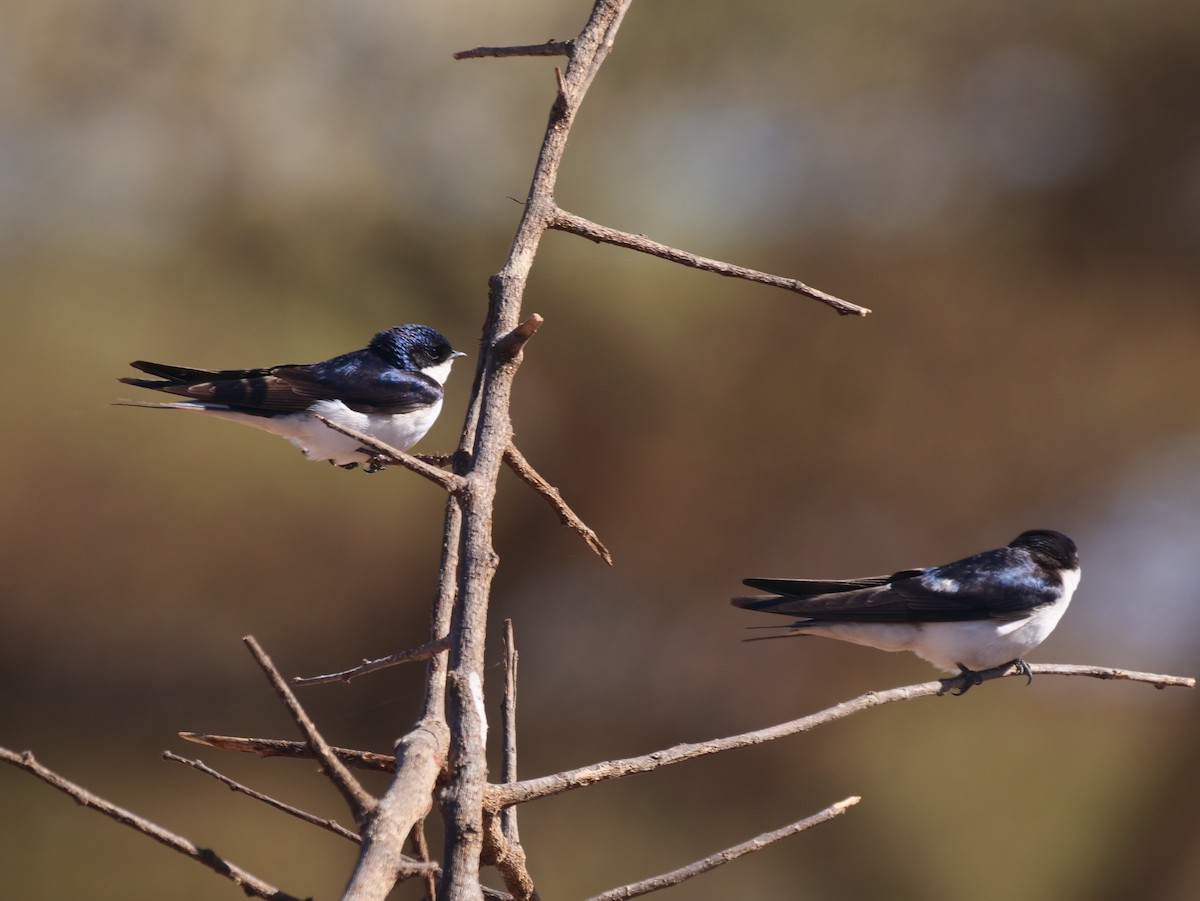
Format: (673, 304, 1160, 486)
(179, 732, 396, 772)
(291, 637, 451, 687)
(342, 717, 450, 899)
(313, 414, 467, 491)
(488, 662, 1194, 809)
(500, 620, 521, 843)
(1023, 664, 1195, 688)
(243, 635, 376, 821)
(504, 444, 612, 564)
(164, 750, 363, 844)
(0, 747, 304, 901)
(411, 819, 440, 900)
(583, 796, 861, 901)
(483, 811, 541, 901)
(548, 206, 870, 316)
(454, 41, 574, 61)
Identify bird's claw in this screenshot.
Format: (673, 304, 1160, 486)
(1011, 658, 1034, 685)
(949, 663, 985, 696)
(362, 454, 389, 474)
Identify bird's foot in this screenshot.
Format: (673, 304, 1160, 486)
(948, 663, 985, 696)
(1010, 658, 1034, 686)
(354, 448, 391, 473)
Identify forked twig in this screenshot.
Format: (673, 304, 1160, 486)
(583, 796, 861, 901)
(0, 747, 303, 901)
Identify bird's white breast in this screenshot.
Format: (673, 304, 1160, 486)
(186, 399, 442, 466)
(282, 399, 444, 465)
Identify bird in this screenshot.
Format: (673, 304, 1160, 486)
(731, 530, 1080, 692)
(117, 324, 464, 470)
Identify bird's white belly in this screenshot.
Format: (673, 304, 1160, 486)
(193, 399, 442, 466)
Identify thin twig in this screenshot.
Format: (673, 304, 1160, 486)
(163, 750, 363, 844)
(243, 635, 376, 822)
(500, 620, 520, 843)
(503, 444, 612, 564)
(312, 414, 467, 491)
(548, 206, 870, 316)
(179, 732, 397, 772)
(1021, 664, 1195, 688)
(0, 747, 304, 901)
(487, 662, 1194, 809)
(454, 41, 574, 61)
(583, 796, 861, 901)
(291, 637, 451, 687)
(411, 819, 440, 900)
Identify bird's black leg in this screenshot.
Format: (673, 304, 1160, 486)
(1010, 658, 1034, 685)
(950, 662, 985, 696)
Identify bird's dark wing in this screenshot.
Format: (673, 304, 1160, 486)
(733, 577, 916, 623)
(120, 356, 442, 415)
(734, 547, 1055, 624)
(888, 548, 1058, 620)
(265, 363, 443, 415)
(741, 574, 904, 597)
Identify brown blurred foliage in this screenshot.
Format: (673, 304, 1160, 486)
(1, 1, 1198, 899)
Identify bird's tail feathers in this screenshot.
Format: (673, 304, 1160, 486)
(731, 594, 788, 611)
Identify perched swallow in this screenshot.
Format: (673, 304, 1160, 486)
(118, 324, 464, 469)
(732, 530, 1080, 690)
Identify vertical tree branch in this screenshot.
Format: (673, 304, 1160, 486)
(439, 5, 634, 899)
(500, 619, 520, 843)
(341, 495, 462, 899)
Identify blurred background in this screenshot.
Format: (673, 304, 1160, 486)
(2, 0, 1198, 898)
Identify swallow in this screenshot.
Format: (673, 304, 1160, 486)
(118, 324, 464, 469)
(732, 530, 1080, 691)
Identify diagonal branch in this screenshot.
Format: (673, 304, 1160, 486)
(313, 414, 467, 491)
(243, 635, 376, 822)
(583, 796, 861, 901)
(179, 732, 397, 772)
(1, 747, 304, 901)
(291, 637, 451, 687)
(164, 750, 363, 844)
(487, 662, 1194, 809)
(504, 443, 612, 564)
(548, 206, 870, 316)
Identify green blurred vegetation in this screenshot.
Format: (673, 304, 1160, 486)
(1, 1, 1198, 899)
